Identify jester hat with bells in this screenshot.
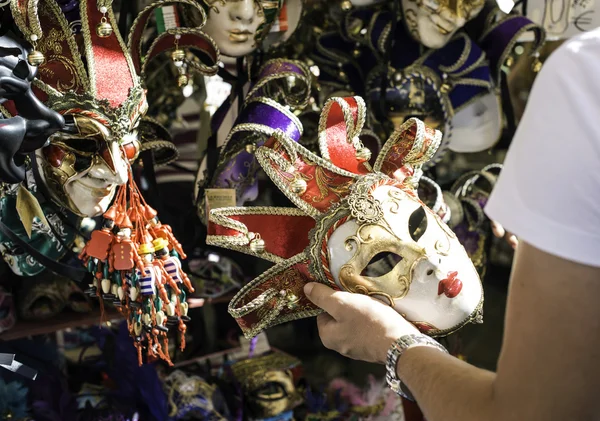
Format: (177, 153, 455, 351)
(207, 96, 483, 339)
(4, 0, 218, 217)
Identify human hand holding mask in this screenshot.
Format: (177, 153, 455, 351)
(207, 96, 483, 339)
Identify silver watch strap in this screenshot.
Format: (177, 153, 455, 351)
(385, 333, 448, 401)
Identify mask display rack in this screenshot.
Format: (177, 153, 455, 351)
(0, 0, 572, 420)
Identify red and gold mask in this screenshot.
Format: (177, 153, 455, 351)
(207, 96, 483, 339)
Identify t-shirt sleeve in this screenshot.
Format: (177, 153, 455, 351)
(485, 32, 600, 267)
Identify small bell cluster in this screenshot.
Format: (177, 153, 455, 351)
(78, 171, 194, 365)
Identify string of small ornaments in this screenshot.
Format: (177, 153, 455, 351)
(78, 165, 194, 366)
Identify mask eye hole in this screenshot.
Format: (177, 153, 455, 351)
(13, 60, 30, 79)
(361, 252, 403, 277)
(408, 206, 428, 242)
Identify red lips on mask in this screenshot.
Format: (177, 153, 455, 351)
(438, 271, 463, 298)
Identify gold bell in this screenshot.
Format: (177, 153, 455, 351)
(356, 147, 371, 162)
(171, 48, 185, 65)
(96, 20, 113, 38)
(290, 177, 307, 195)
(532, 59, 542, 73)
(249, 237, 266, 253)
(245, 143, 257, 154)
(341, 0, 353, 11)
(505, 56, 514, 68)
(440, 83, 451, 94)
(27, 50, 45, 66)
(286, 293, 300, 310)
(352, 49, 361, 58)
(177, 74, 189, 87)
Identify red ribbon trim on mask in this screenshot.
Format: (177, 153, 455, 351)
(321, 97, 371, 175)
(232, 257, 320, 337)
(209, 212, 316, 260)
(84, 1, 135, 108)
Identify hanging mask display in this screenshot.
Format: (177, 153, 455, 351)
(190, 0, 285, 58)
(207, 97, 483, 338)
(5, 0, 148, 218)
(400, 0, 485, 49)
(195, 58, 312, 219)
(5, 0, 220, 364)
(360, 6, 544, 165)
(366, 32, 492, 165)
(367, 66, 450, 134)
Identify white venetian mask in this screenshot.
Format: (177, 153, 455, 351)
(202, 0, 267, 58)
(401, 0, 485, 48)
(208, 98, 484, 339)
(449, 92, 502, 153)
(325, 179, 483, 334)
(35, 114, 140, 218)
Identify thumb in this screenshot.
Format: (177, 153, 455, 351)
(304, 282, 344, 319)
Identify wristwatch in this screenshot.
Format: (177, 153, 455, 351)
(385, 333, 449, 401)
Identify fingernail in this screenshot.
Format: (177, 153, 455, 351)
(304, 283, 314, 296)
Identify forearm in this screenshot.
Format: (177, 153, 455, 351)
(397, 346, 498, 421)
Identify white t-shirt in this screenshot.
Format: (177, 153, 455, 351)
(485, 28, 600, 267)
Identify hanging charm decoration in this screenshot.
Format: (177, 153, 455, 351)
(96, 0, 114, 37)
(78, 166, 194, 366)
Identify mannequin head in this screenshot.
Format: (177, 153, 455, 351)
(401, 0, 484, 48)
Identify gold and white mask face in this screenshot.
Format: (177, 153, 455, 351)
(35, 114, 140, 217)
(401, 0, 484, 48)
(201, 0, 272, 58)
(325, 181, 483, 334)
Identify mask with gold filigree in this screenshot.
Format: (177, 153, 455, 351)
(3, 0, 147, 217)
(7, 0, 217, 217)
(206, 96, 483, 339)
(5, 0, 216, 365)
(367, 65, 449, 135)
(401, 0, 484, 48)
(229, 352, 304, 419)
(189, 0, 285, 58)
(365, 28, 503, 166)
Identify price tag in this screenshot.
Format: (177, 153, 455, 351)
(205, 188, 237, 218)
(523, 0, 599, 40)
